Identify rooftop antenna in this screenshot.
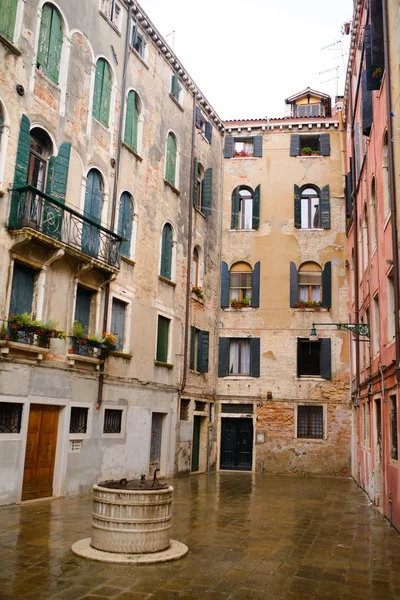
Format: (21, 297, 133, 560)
(319, 66, 340, 97)
(165, 29, 175, 50)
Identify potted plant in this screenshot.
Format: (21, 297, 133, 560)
(102, 333, 117, 351)
(294, 300, 323, 310)
(301, 146, 313, 156)
(72, 320, 86, 341)
(192, 286, 204, 299)
(230, 297, 251, 308)
(372, 66, 383, 80)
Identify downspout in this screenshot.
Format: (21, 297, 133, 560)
(382, 0, 400, 381)
(97, 0, 133, 409)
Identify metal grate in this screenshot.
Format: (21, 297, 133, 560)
(0, 403, 23, 433)
(69, 407, 88, 434)
(195, 401, 206, 412)
(221, 403, 253, 414)
(180, 399, 190, 421)
(297, 406, 324, 439)
(70, 440, 82, 453)
(390, 396, 398, 460)
(103, 409, 123, 434)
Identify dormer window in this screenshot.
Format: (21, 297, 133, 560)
(296, 104, 321, 117)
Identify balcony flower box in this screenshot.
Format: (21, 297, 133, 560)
(294, 300, 322, 310)
(70, 324, 117, 358)
(230, 298, 251, 309)
(191, 286, 204, 299)
(233, 150, 253, 158)
(3, 314, 66, 348)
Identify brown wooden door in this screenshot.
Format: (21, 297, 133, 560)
(22, 405, 59, 501)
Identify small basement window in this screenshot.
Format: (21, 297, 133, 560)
(0, 403, 23, 434)
(195, 401, 206, 412)
(180, 399, 190, 421)
(103, 409, 123, 434)
(69, 407, 89, 434)
(297, 405, 324, 439)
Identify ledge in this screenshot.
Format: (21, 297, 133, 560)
(296, 155, 323, 159)
(129, 45, 149, 69)
(108, 350, 133, 360)
(191, 293, 205, 305)
(0, 33, 21, 55)
(223, 307, 253, 312)
(164, 179, 180, 195)
(121, 255, 136, 267)
(67, 354, 104, 370)
(0, 340, 48, 360)
(194, 207, 206, 220)
(231, 156, 258, 160)
(158, 275, 176, 287)
(169, 93, 184, 112)
(122, 142, 143, 161)
(35, 67, 60, 91)
(99, 10, 122, 36)
(154, 360, 174, 369)
(228, 228, 256, 233)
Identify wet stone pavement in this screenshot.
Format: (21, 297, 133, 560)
(0, 473, 400, 600)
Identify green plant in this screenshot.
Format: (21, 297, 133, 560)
(294, 300, 322, 309)
(301, 147, 313, 156)
(0, 323, 6, 340)
(72, 320, 86, 339)
(192, 286, 204, 298)
(230, 297, 251, 308)
(372, 66, 383, 79)
(9, 313, 32, 327)
(87, 334, 101, 344)
(102, 332, 117, 347)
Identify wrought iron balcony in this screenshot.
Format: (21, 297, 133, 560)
(9, 186, 122, 269)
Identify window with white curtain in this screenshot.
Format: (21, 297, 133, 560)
(229, 339, 250, 375)
(298, 262, 322, 302)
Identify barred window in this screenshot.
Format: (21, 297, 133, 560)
(0, 403, 23, 433)
(221, 403, 253, 414)
(195, 401, 206, 412)
(180, 399, 190, 421)
(103, 409, 123, 434)
(69, 407, 88, 434)
(297, 406, 324, 439)
(390, 396, 398, 460)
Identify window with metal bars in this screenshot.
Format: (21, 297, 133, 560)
(221, 403, 253, 414)
(390, 396, 398, 460)
(297, 406, 324, 439)
(180, 399, 190, 421)
(103, 409, 123, 434)
(69, 407, 88, 434)
(195, 401, 206, 412)
(0, 403, 23, 433)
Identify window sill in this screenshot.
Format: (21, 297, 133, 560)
(192, 292, 205, 305)
(159, 275, 176, 287)
(129, 45, 149, 69)
(122, 142, 143, 161)
(67, 354, 104, 370)
(154, 360, 174, 369)
(92, 116, 110, 132)
(169, 93, 184, 112)
(231, 156, 258, 160)
(228, 228, 256, 233)
(198, 131, 211, 145)
(293, 307, 329, 312)
(189, 368, 203, 375)
(35, 67, 60, 90)
(194, 207, 206, 220)
(121, 255, 136, 267)
(297, 228, 324, 232)
(0, 33, 21, 55)
(108, 350, 133, 360)
(164, 179, 180, 195)
(99, 10, 122, 35)
(298, 376, 323, 380)
(0, 340, 48, 360)
(296, 155, 323, 159)
(221, 375, 253, 380)
(223, 307, 253, 312)
(294, 437, 327, 442)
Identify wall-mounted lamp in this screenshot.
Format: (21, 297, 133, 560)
(309, 321, 370, 340)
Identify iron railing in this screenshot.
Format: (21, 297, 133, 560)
(9, 186, 122, 269)
(3, 322, 52, 348)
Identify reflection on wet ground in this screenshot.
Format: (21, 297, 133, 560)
(0, 473, 399, 599)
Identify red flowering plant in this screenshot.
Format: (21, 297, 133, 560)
(101, 333, 117, 349)
(372, 67, 383, 79)
(192, 286, 204, 299)
(294, 300, 322, 310)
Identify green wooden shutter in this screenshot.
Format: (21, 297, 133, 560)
(322, 261, 332, 309)
(166, 134, 177, 185)
(111, 298, 126, 350)
(156, 316, 169, 363)
(250, 338, 260, 377)
(231, 187, 239, 229)
(45, 142, 70, 202)
(193, 157, 198, 206)
(171, 73, 179, 97)
(9, 115, 31, 228)
(252, 261, 260, 308)
(294, 184, 301, 228)
(290, 134, 300, 156)
(189, 326, 195, 370)
(224, 136, 234, 159)
(92, 59, 104, 122)
(253, 136, 263, 157)
(99, 60, 112, 127)
(9, 263, 35, 317)
(132, 92, 138, 151)
(252, 184, 260, 229)
(201, 168, 212, 216)
(320, 338, 331, 379)
(161, 224, 172, 279)
(124, 91, 134, 147)
(290, 262, 298, 308)
(221, 262, 229, 308)
(118, 192, 133, 257)
(74, 286, 91, 334)
(218, 338, 229, 377)
(320, 185, 330, 229)
(198, 330, 209, 373)
(37, 4, 52, 72)
(0, 0, 18, 42)
(47, 7, 62, 84)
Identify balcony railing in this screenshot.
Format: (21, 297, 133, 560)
(2, 322, 52, 348)
(9, 186, 122, 269)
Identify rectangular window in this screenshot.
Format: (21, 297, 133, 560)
(234, 138, 254, 158)
(9, 263, 35, 317)
(156, 315, 170, 363)
(180, 399, 190, 421)
(190, 327, 209, 373)
(111, 298, 126, 351)
(388, 273, 395, 343)
(229, 271, 252, 303)
(298, 268, 322, 302)
(297, 405, 324, 439)
(390, 396, 398, 460)
(74, 286, 93, 335)
(363, 402, 371, 448)
(195, 401, 206, 412)
(0, 403, 23, 433)
(103, 409, 123, 434)
(69, 407, 88, 434)
(229, 339, 251, 375)
(297, 105, 321, 118)
(300, 135, 320, 154)
(373, 294, 380, 354)
(298, 340, 321, 376)
(0, 0, 18, 42)
(221, 403, 253, 414)
(131, 25, 146, 58)
(171, 73, 182, 103)
(101, 0, 120, 27)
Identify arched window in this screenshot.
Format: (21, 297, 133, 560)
(36, 3, 63, 84)
(118, 192, 133, 257)
(82, 169, 103, 258)
(28, 128, 53, 191)
(124, 91, 140, 152)
(165, 133, 177, 186)
(160, 223, 173, 280)
(192, 247, 199, 287)
(231, 185, 260, 230)
(301, 186, 320, 229)
(0, 0, 18, 42)
(230, 262, 252, 304)
(298, 262, 322, 302)
(195, 163, 204, 210)
(93, 58, 112, 127)
(371, 177, 377, 248)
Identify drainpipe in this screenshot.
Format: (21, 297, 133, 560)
(382, 0, 400, 382)
(96, 0, 133, 409)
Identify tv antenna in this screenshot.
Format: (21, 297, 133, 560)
(165, 29, 175, 50)
(319, 66, 340, 97)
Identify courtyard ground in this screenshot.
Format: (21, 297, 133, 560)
(0, 473, 399, 599)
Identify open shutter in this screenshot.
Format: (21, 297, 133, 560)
(111, 299, 126, 350)
(322, 261, 332, 309)
(221, 261, 229, 308)
(9, 115, 31, 228)
(36, 4, 51, 72)
(132, 93, 138, 151)
(355, 123, 361, 178)
(171, 73, 179, 97)
(124, 91, 134, 147)
(319, 134, 331, 157)
(253, 136, 263, 158)
(195, 107, 201, 129)
(361, 70, 373, 136)
(370, 0, 384, 66)
(0, 0, 18, 41)
(218, 338, 229, 377)
(345, 170, 353, 218)
(290, 262, 298, 308)
(47, 7, 62, 84)
(320, 185, 330, 229)
(198, 330, 209, 373)
(100, 61, 112, 127)
(118, 192, 133, 257)
(252, 261, 260, 308)
(201, 168, 212, 216)
(189, 326, 195, 370)
(204, 121, 212, 144)
(294, 184, 301, 228)
(250, 338, 260, 377)
(296, 338, 301, 378)
(193, 157, 198, 206)
(290, 134, 300, 156)
(365, 25, 382, 91)
(93, 60, 104, 121)
(166, 134, 177, 185)
(231, 187, 239, 229)
(252, 184, 260, 229)
(320, 338, 331, 379)
(45, 142, 70, 202)
(161, 225, 172, 279)
(9, 263, 35, 317)
(224, 136, 234, 159)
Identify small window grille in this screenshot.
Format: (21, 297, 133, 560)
(221, 403, 253, 414)
(70, 440, 82, 453)
(103, 409, 123, 434)
(297, 406, 324, 439)
(69, 407, 88, 434)
(0, 403, 23, 433)
(195, 401, 206, 412)
(180, 399, 190, 421)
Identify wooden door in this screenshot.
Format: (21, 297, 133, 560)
(220, 418, 253, 471)
(191, 416, 201, 472)
(22, 405, 59, 501)
(149, 413, 163, 471)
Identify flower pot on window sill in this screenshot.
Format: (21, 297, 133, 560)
(294, 302, 324, 311)
(192, 292, 205, 305)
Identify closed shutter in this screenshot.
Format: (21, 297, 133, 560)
(204, 122, 212, 144)
(319, 134, 331, 156)
(171, 73, 179, 97)
(118, 192, 133, 257)
(47, 7, 62, 84)
(201, 168, 212, 216)
(252, 261, 260, 308)
(189, 326, 195, 370)
(290, 262, 298, 308)
(124, 91, 134, 148)
(322, 261, 332, 309)
(9, 263, 35, 316)
(221, 261, 229, 308)
(250, 338, 260, 377)
(36, 4, 52, 73)
(166, 134, 177, 185)
(161, 224, 172, 279)
(9, 115, 30, 228)
(93, 59, 104, 122)
(156, 316, 169, 363)
(320, 338, 331, 379)
(74, 286, 91, 333)
(193, 157, 198, 206)
(320, 185, 330, 229)
(224, 136, 234, 159)
(111, 298, 126, 350)
(361, 70, 373, 136)
(290, 134, 300, 157)
(99, 60, 112, 127)
(0, 0, 18, 42)
(195, 106, 201, 129)
(365, 25, 382, 91)
(231, 187, 239, 229)
(370, 0, 384, 65)
(198, 330, 209, 373)
(218, 338, 229, 377)
(131, 92, 138, 152)
(294, 184, 301, 228)
(355, 123, 361, 178)
(253, 135, 263, 157)
(82, 169, 102, 258)
(252, 184, 260, 229)
(345, 170, 353, 218)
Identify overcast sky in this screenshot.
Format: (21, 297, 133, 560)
(139, 0, 353, 120)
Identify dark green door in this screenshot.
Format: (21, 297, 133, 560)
(191, 416, 201, 472)
(9, 263, 35, 316)
(220, 418, 253, 471)
(82, 169, 102, 258)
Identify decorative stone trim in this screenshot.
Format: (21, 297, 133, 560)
(169, 93, 184, 112)
(0, 33, 21, 55)
(164, 179, 180, 195)
(158, 275, 176, 287)
(0, 340, 47, 360)
(121, 142, 143, 161)
(154, 360, 174, 369)
(67, 354, 104, 370)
